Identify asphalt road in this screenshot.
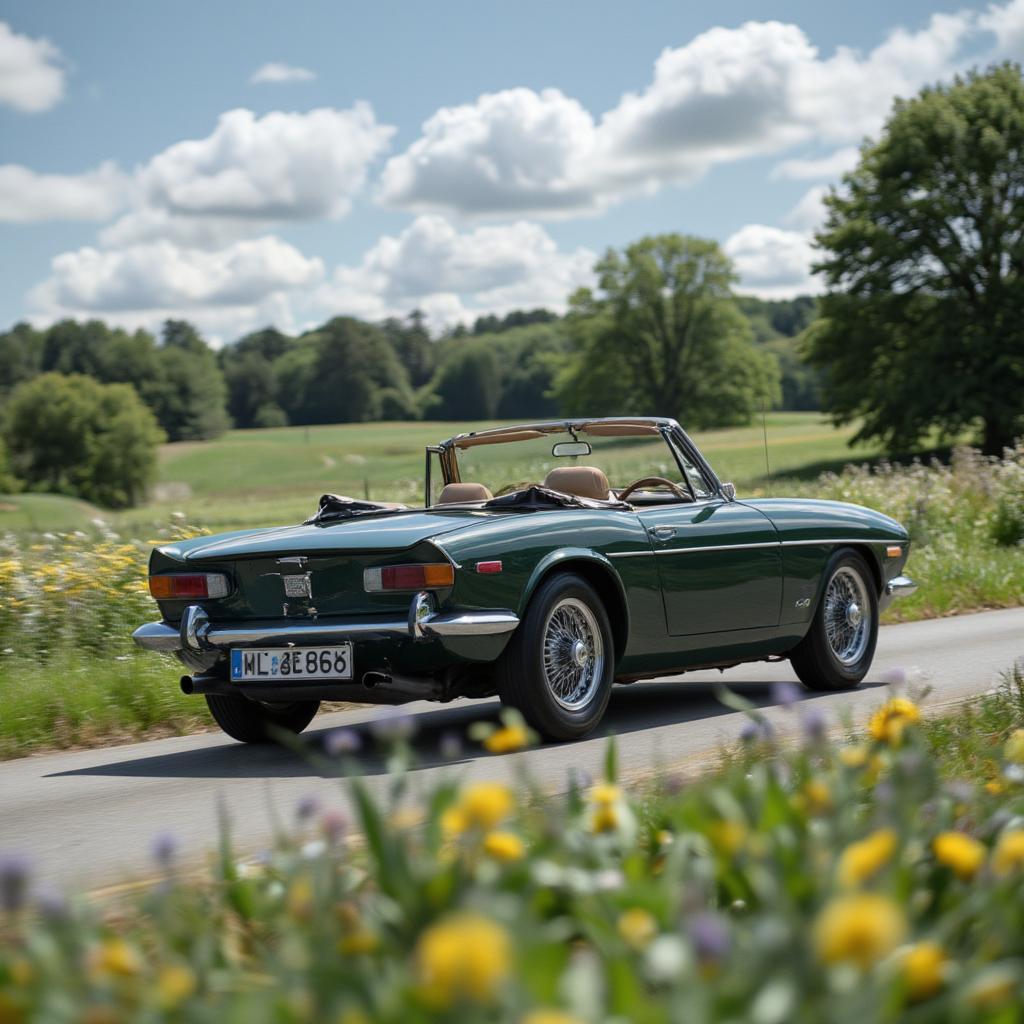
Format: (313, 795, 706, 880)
(2, 608, 1022, 892)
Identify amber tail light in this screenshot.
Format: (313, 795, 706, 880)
(149, 573, 229, 600)
(363, 563, 455, 592)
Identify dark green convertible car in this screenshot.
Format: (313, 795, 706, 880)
(134, 417, 916, 743)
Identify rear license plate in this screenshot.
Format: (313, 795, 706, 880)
(230, 645, 353, 682)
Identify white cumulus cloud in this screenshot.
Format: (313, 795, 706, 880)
(0, 161, 131, 222)
(0, 21, 64, 113)
(317, 215, 595, 329)
(249, 62, 316, 85)
(980, 0, 1024, 54)
(724, 224, 822, 299)
(772, 146, 860, 181)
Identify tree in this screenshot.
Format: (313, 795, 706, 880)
(3, 374, 164, 508)
(0, 438, 19, 494)
(428, 344, 502, 419)
(809, 64, 1024, 455)
(555, 234, 779, 427)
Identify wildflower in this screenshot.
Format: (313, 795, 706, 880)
(321, 809, 348, 844)
(881, 667, 908, 688)
(985, 780, 1005, 795)
(901, 942, 947, 1002)
(0, 853, 30, 913)
(521, 1011, 584, 1024)
(839, 744, 869, 768)
(965, 966, 1018, 1009)
(1004, 728, 1024, 764)
(837, 829, 897, 887)
(91, 937, 143, 978)
(460, 782, 514, 830)
(869, 698, 921, 744)
(688, 911, 730, 967)
(802, 706, 828, 743)
(618, 908, 658, 950)
(739, 719, 773, 744)
(933, 831, 986, 880)
(707, 820, 747, 858)
(992, 829, 1024, 877)
(439, 730, 463, 760)
(370, 711, 416, 744)
(813, 894, 907, 969)
(338, 927, 380, 955)
(156, 964, 196, 1009)
(484, 723, 530, 753)
(324, 727, 362, 756)
(287, 876, 315, 920)
(34, 884, 67, 922)
(799, 779, 833, 815)
(587, 783, 623, 833)
(415, 913, 512, 1008)
(483, 831, 526, 862)
(771, 681, 802, 708)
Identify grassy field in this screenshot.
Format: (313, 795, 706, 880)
(0, 412, 882, 535)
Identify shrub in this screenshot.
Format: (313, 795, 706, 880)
(3, 373, 165, 508)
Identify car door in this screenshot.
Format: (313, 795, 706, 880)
(638, 498, 782, 637)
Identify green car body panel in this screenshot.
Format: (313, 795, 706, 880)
(134, 417, 914, 710)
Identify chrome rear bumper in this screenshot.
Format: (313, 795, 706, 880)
(133, 592, 519, 655)
(885, 575, 918, 598)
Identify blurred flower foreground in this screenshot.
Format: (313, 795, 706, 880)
(2, 679, 1024, 1024)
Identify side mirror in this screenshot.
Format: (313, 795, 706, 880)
(720, 482, 736, 501)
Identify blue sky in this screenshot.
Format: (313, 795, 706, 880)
(1, 0, 1020, 343)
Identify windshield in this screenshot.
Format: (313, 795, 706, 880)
(451, 428, 713, 501)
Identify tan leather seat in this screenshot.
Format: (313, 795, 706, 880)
(436, 482, 493, 504)
(542, 466, 612, 501)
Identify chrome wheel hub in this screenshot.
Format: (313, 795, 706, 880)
(824, 566, 870, 665)
(542, 597, 605, 711)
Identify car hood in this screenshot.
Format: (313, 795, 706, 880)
(160, 509, 508, 563)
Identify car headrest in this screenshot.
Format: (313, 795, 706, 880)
(436, 482, 493, 504)
(542, 466, 611, 502)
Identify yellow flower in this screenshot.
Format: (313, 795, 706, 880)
(521, 1011, 584, 1024)
(8, 960, 32, 987)
(1004, 728, 1024, 764)
(992, 829, 1024, 877)
(156, 964, 196, 1009)
(415, 913, 511, 1008)
(484, 724, 530, 753)
(800, 779, 833, 815)
(338, 928, 380, 955)
(707, 820, 747, 858)
(837, 829, 898, 887)
(839, 744, 870, 768)
(869, 698, 921, 744)
(901, 942, 947, 1002)
(589, 804, 619, 834)
(483, 831, 526, 862)
(813, 894, 907, 969)
(91, 937, 143, 978)
(337, 1010, 371, 1024)
(287, 875, 315, 919)
(965, 966, 1018, 1009)
(933, 831, 986, 880)
(589, 782, 621, 805)
(985, 780, 1005, 795)
(459, 782, 515, 831)
(617, 908, 658, 950)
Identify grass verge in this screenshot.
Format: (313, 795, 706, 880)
(1, 680, 1023, 1020)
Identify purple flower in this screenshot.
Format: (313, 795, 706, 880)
(739, 718, 774, 744)
(882, 666, 908, 689)
(321, 810, 348, 844)
(34, 884, 67, 922)
(296, 795, 321, 822)
(688, 911, 730, 963)
(439, 731, 463, 761)
(0, 853, 30, 913)
(324, 728, 362, 757)
(151, 832, 178, 870)
(801, 707, 828, 743)
(568, 766, 593, 792)
(771, 681, 802, 709)
(370, 711, 417, 744)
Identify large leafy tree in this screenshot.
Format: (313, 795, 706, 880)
(556, 234, 779, 428)
(809, 63, 1024, 454)
(3, 374, 164, 508)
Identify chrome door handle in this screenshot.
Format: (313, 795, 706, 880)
(651, 525, 676, 540)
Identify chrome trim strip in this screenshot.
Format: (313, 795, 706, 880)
(780, 538, 902, 547)
(655, 541, 780, 555)
(608, 549, 655, 559)
(885, 575, 918, 598)
(609, 536, 903, 559)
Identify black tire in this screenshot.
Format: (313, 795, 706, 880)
(205, 694, 320, 743)
(789, 548, 878, 691)
(496, 572, 614, 741)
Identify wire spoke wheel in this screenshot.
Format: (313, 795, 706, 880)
(541, 597, 605, 711)
(823, 565, 871, 666)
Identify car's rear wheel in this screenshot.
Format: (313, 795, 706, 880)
(496, 572, 614, 741)
(789, 549, 878, 691)
(205, 694, 320, 743)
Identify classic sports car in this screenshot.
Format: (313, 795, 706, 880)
(134, 417, 916, 743)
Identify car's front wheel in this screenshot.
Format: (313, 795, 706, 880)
(496, 572, 614, 741)
(789, 548, 878, 691)
(205, 694, 320, 743)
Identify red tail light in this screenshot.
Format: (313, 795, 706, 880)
(149, 573, 229, 600)
(363, 563, 455, 592)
